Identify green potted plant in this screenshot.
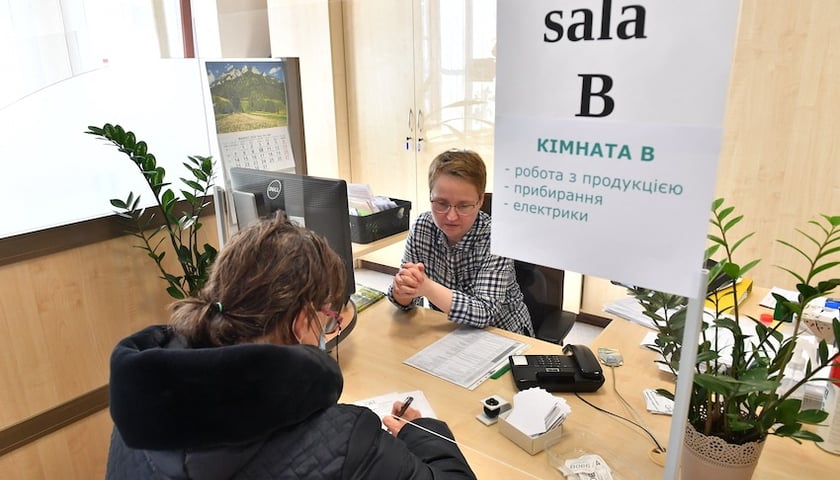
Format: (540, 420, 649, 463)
(627, 198, 840, 479)
(86, 123, 217, 299)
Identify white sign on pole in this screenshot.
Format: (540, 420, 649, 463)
(493, 0, 741, 297)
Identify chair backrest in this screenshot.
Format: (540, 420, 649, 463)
(481, 193, 567, 335)
(514, 260, 566, 335)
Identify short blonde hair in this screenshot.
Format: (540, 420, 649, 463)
(427, 149, 486, 197)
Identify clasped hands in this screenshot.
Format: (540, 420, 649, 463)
(392, 262, 428, 300)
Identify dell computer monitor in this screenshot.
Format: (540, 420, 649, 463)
(228, 167, 356, 305)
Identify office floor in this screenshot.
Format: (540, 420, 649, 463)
(353, 268, 604, 346)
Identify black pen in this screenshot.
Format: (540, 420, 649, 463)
(396, 396, 414, 418)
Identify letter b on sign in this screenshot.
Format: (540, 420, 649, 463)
(576, 74, 614, 118)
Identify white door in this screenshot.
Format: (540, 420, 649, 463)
(344, 0, 498, 216)
(343, 0, 420, 208)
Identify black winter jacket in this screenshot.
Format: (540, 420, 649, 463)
(105, 325, 476, 479)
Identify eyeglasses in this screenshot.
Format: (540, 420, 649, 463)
(319, 306, 344, 335)
(319, 306, 343, 364)
(430, 200, 479, 216)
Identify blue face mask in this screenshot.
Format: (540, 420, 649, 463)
(293, 316, 328, 350)
(317, 306, 342, 352)
(318, 330, 327, 351)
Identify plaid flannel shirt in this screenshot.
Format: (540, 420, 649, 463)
(387, 211, 533, 336)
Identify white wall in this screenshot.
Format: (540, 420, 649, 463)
(0, 1, 257, 239)
(218, 0, 270, 58)
(0, 60, 212, 238)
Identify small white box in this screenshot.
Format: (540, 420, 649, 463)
(498, 411, 564, 455)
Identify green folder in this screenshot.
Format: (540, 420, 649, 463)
(351, 285, 386, 312)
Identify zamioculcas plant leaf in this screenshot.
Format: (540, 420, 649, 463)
(628, 198, 840, 445)
(86, 123, 218, 299)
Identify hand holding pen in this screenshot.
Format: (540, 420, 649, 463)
(395, 395, 414, 418)
(383, 396, 419, 437)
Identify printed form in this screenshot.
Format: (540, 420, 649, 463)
(403, 326, 528, 390)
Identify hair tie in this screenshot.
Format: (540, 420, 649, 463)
(215, 301, 223, 313)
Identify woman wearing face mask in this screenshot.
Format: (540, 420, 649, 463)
(106, 212, 476, 479)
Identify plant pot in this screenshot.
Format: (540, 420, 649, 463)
(681, 424, 765, 480)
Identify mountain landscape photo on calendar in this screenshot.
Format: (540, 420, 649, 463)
(205, 61, 289, 133)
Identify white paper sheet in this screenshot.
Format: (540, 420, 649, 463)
(353, 390, 436, 428)
(403, 326, 528, 390)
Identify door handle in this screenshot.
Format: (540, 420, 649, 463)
(406, 108, 414, 151)
(416, 109, 424, 152)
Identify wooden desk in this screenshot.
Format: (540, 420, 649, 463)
(338, 299, 834, 479)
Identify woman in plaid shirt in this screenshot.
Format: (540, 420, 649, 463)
(387, 149, 533, 336)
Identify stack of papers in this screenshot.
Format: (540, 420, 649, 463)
(605, 276, 757, 330)
(643, 389, 674, 415)
(602, 297, 659, 330)
(347, 183, 398, 216)
(640, 327, 831, 408)
(505, 388, 571, 436)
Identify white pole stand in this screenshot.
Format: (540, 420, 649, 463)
(662, 269, 708, 480)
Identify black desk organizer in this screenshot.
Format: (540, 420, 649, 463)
(349, 198, 411, 244)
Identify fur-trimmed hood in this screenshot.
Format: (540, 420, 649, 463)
(108, 325, 343, 450)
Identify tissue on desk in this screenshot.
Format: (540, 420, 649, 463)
(505, 387, 571, 436)
(499, 388, 570, 455)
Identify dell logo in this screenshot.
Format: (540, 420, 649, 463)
(266, 180, 282, 200)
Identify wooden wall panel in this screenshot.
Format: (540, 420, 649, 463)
(715, 0, 840, 287)
(0, 216, 218, 478)
(0, 233, 173, 427)
(0, 410, 111, 479)
(584, 0, 840, 312)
